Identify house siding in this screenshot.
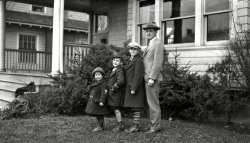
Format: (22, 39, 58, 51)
(6, 25, 88, 51)
(167, 48, 226, 73)
(6, 1, 88, 21)
(237, 0, 250, 30)
(5, 25, 46, 51)
(92, 0, 128, 47)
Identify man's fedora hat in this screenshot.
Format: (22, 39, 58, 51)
(143, 21, 161, 30)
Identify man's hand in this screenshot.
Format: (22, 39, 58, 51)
(148, 79, 154, 86)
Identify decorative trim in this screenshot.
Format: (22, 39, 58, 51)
(6, 20, 88, 33)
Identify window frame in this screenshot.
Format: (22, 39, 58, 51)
(17, 33, 38, 64)
(31, 5, 45, 13)
(203, 0, 232, 46)
(93, 14, 109, 34)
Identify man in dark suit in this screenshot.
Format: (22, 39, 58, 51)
(143, 22, 164, 133)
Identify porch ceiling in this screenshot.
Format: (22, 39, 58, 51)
(9, 0, 93, 13)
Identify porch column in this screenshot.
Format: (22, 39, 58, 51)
(131, 0, 137, 42)
(195, 0, 204, 46)
(155, 0, 162, 40)
(0, 0, 6, 72)
(88, 12, 93, 44)
(51, 0, 65, 75)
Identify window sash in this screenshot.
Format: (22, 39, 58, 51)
(163, 17, 195, 44)
(163, 0, 196, 19)
(205, 12, 230, 42)
(139, 0, 155, 24)
(95, 15, 108, 33)
(204, 0, 230, 13)
(18, 34, 37, 63)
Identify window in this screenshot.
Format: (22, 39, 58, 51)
(19, 34, 37, 63)
(31, 5, 44, 13)
(163, 0, 195, 44)
(136, 0, 231, 46)
(138, 0, 155, 45)
(205, 0, 230, 41)
(95, 15, 108, 33)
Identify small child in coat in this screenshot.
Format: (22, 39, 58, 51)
(85, 67, 109, 132)
(107, 52, 125, 131)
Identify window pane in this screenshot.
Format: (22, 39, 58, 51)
(28, 36, 31, 50)
(139, 24, 147, 46)
(19, 35, 36, 50)
(19, 35, 23, 49)
(18, 34, 36, 63)
(24, 35, 27, 50)
(163, 0, 195, 19)
(207, 13, 229, 41)
(96, 15, 108, 33)
(139, 0, 155, 23)
(32, 5, 44, 12)
(164, 18, 195, 44)
(205, 0, 229, 13)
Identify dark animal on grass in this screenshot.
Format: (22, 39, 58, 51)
(15, 82, 36, 98)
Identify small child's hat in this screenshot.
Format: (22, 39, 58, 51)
(112, 52, 123, 61)
(92, 67, 105, 76)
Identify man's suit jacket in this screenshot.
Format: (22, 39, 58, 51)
(143, 37, 164, 82)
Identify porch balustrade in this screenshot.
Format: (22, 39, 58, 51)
(63, 43, 91, 70)
(4, 43, 91, 73)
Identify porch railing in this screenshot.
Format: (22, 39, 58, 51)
(4, 44, 91, 73)
(5, 49, 52, 73)
(63, 43, 91, 70)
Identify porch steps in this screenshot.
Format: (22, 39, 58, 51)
(0, 72, 53, 109)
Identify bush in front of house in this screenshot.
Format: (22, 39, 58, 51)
(225, 30, 250, 94)
(159, 51, 197, 119)
(206, 55, 249, 123)
(160, 50, 249, 123)
(159, 51, 215, 121)
(1, 86, 62, 119)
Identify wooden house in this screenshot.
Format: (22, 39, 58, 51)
(0, 0, 249, 108)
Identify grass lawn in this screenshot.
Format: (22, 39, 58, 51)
(0, 116, 250, 143)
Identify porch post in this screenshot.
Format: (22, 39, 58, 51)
(131, 0, 137, 42)
(155, 0, 162, 40)
(88, 12, 93, 44)
(0, 0, 6, 72)
(51, 0, 65, 75)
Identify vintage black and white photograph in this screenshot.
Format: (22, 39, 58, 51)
(0, 0, 250, 142)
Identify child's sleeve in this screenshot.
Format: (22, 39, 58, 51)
(100, 83, 108, 104)
(111, 68, 124, 91)
(131, 59, 144, 92)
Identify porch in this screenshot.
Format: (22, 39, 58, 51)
(4, 43, 91, 73)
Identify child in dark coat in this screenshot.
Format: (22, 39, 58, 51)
(123, 42, 146, 133)
(107, 52, 125, 131)
(85, 67, 109, 132)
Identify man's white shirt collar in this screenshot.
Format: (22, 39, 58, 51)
(149, 37, 157, 46)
